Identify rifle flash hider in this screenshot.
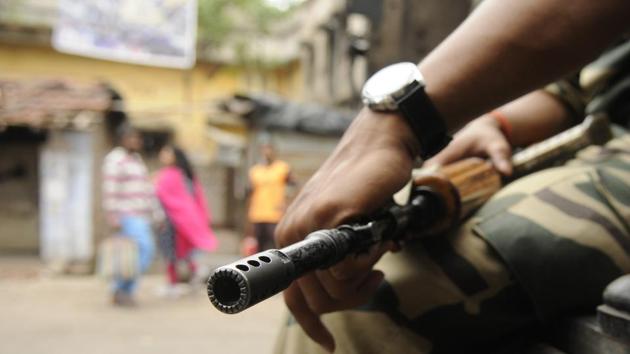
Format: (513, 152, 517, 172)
(207, 249, 296, 314)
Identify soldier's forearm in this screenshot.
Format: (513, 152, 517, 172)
(419, 0, 630, 131)
(495, 90, 574, 148)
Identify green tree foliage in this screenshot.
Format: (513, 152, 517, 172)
(197, 0, 289, 46)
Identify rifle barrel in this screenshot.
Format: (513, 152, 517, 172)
(207, 194, 435, 314)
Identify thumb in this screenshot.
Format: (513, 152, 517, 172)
(425, 140, 468, 167)
(487, 141, 513, 176)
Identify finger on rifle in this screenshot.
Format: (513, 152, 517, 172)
(297, 273, 337, 314)
(488, 142, 513, 176)
(424, 138, 469, 167)
(284, 283, 335, 353)
(274, 211, 302, 247)
(356, 269, 385, 302)
(315, 268, 371, 300)
(316, 267, 385, 301)
(328, 240, 393, 281)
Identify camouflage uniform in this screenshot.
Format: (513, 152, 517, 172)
(273, 43, 630, 354)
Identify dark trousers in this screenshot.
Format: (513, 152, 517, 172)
(253, 222, 277, 251)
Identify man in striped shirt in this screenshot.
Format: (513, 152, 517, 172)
(103, 125, 162, 306)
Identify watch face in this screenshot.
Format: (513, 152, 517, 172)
(362, 62, 424, 111)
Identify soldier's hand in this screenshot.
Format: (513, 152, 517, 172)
(274, 108, 417, 352)
(426, 114, 513, 175)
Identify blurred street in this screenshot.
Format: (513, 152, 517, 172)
(0, 252, 286, 354)
(0, 1, 489, 354)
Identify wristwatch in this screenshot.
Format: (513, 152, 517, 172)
(361, 62, 451, 159)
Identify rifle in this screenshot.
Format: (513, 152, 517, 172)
(207, 114, 612, 314)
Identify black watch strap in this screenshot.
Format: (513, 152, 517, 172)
(397, 86, 451, 159)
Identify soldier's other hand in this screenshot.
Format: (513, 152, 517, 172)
(426, 114, 513, 175)
(274, 108, 417, 352)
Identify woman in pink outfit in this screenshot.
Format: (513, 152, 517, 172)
(155, 145, 218, 289)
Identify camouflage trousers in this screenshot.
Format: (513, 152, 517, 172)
(273, 134, 630, 354)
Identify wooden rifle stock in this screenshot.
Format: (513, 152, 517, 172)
(410, 114, 612, 237)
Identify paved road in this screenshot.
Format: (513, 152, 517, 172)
(0, 258, 286, 354)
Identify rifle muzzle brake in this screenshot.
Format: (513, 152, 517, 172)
(207, 249, 296, 314)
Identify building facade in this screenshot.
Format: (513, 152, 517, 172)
(0, 79, 111, 272)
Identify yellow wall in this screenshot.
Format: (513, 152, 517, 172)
(0, 42, 303, 158)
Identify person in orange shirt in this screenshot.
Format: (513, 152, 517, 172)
(246, 144, 294, 251)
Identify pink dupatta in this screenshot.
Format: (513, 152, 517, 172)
(155, 166, 218, 257)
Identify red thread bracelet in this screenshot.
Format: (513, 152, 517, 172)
(489, 110, 513, 143)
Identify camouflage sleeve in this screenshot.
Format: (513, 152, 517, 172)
(546, 39, 630, 127)
(475, 134, 630, 321)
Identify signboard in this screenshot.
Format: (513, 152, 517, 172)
(52, 0, 197, 69)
